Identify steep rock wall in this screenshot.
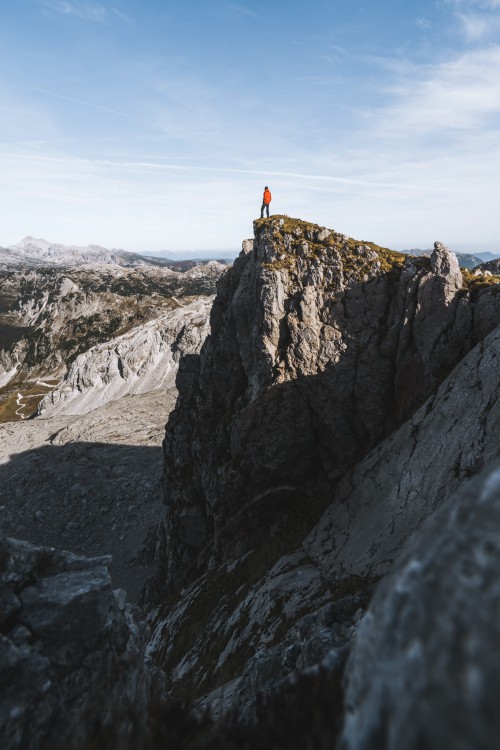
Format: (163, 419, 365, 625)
(147, 322, 500, 719)
(158, 218, 500, 593)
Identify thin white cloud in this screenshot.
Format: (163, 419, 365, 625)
(457, 11, 496, 40)
(110, 7, 132, 24)
(227, 3, 257, 18)
(444, 0, 500, 40)
(446, 0, 500, 8)
(39, 1, 106, 21)
(416, 18, 432, 30)
(38, 1, 130, 23)
(0, 151, 458, 194)
(376, 47, 500, 134)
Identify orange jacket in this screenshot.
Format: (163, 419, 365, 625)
(263, 189, 272, 205)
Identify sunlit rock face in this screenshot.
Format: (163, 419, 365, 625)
(0, 260, 224, 394)
(156, 218, 500, 593)
(38, 297, 213, 416)
(143, 218, 500, 724)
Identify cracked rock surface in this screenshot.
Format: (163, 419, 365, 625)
(0, 535, 151, 750)
(340, 462, 500, 750)
(306, 323, 500, 583)
(0, 261, 223, 395)
(145, 218, 500, 722)
(147, 322, 500, 721)
(38, 296, 212, 416)
(156, 217, 500, 593)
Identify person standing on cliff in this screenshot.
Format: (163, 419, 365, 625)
(260, 186, 272, 218)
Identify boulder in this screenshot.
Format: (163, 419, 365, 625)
(0, 536, 151, 750)
(340, 462, 500, 750)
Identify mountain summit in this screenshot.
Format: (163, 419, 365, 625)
(144, 216, 500, 726)
(3, 216, 500, 748)
(153, 218, 499, 593)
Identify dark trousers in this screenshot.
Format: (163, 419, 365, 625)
(261, 203, 270, 218)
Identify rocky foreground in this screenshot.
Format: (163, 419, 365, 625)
(3, 217, 500, 749)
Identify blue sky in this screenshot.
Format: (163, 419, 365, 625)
(1, 0, 500, 255)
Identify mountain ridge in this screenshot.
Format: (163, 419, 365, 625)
(144, 217, 500, 727)
(3, 216, 500, 748)
(1, 236, 233, 270)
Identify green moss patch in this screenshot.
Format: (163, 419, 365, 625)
(257, 216, 406, 283)
(462, 269, 500, 294)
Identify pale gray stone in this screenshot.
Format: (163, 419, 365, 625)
(340, 462, 500, 750)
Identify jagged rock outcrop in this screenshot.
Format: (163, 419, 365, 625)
(144, 219, 500, 722)
(340, 462, 500, 750)
(403, 246, 485, 270)
(147, 322, 500, 719)
(158, 219, 500, 593)
(476, 257, 500, 275)
(38, 297, 212, 416)
(0, 535, 153, 750)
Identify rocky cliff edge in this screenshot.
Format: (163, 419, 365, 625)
(155, 218, 500, 593)
(144, 217, 500, 721)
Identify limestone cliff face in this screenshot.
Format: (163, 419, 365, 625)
(158, 220, 500, 593)
(0, 262, 224, 390)
(38, 297, 212, 416)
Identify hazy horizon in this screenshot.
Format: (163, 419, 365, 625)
(4, 229, 500, 263)
(1, 0, 500, 254)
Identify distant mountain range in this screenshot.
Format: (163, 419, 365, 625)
(402, 247, 500, 270)
(0, 236, 233, 270)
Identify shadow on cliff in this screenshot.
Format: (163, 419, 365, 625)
(0, 440, 164, 601)
(156, 246, 500, 599)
